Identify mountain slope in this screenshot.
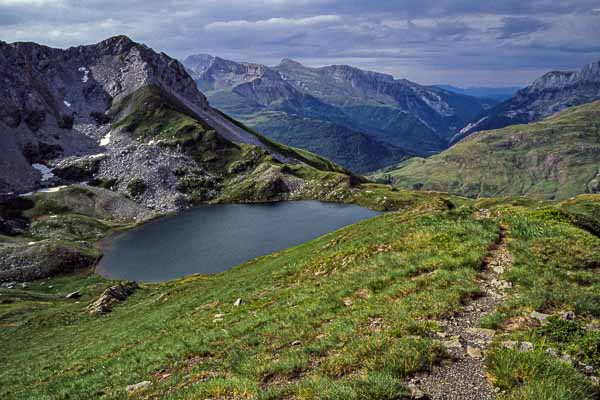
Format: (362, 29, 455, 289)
(2, 186, 599, 399)
(0, 36, 356, 211)
(183, 55, 411, 173)
(455, 60, 600, 141)
(244, 111, 411, 173)
(185, 55, 492, 171)
(372, 101, 600, 200)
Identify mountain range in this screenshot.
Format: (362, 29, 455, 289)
(372, 101, 600, 200)
(183, 54, 496, 172)
(0, 36, 357, 212)
(453, 60, 600, 142)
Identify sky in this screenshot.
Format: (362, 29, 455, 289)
(1, 0, 600, 86)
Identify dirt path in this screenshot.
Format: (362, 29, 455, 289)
(409, 224, 512, 400)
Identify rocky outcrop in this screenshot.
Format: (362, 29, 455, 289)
(0, 241, 100, 282)
(87, 281, 138, 315)
(455, 60, 600, 141)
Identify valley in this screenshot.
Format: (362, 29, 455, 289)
(372, 101, 600, 200)
(183, 54, 495, 173)
(0, 32, 599, 400)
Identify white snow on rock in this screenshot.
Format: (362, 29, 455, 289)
(459, 117, 488, 135)
(20, 186, 68, 197)
(78, 66, 90, 83)
(63, 100, 71, 107)
(32, 163, 55, 181)
(100, 132, 111, 146)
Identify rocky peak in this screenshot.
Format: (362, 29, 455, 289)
(183, 53, 215, 76)
(279, 58, 304, 68)
(455, 59, 600, 141)
(526, 59, 600, 94)
(91, 35, 137, 55)
(579, 60, 600, 82)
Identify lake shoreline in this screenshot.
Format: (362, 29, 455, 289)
(97, 201, 380, 282)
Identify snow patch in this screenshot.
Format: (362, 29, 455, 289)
(100, 132, 111, 146)
(63, 100, 71, 108)
(78, 66, 90, 83)
(32, 163, 55, 181)
(459, 117, 488, 135)
(20, 186, 68, 197)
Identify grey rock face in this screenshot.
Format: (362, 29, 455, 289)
(0, 35, 204, 194)
(0, 36, 297, 210)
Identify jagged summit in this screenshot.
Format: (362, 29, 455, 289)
(0, 36, 348, 208)
(278, 58, 303, 67)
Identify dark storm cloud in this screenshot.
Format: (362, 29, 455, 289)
(0, 0, 599, 85)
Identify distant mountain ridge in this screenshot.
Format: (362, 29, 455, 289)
(272, 59, 495, 148)
(454, 60, 600, 142)
(184, 54, 493, 172)
(372, 101, 600, 200)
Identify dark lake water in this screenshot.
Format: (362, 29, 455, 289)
(97, 201, 379, 282)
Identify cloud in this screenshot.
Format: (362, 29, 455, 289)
(493, 16, 550, 39)
(205, 15, 341, 30)
(0, 0, 598, 86)
(0, 0, 61, 4)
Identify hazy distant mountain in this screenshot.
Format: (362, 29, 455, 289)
(272, 60, 494, 150)
(184, 55, 413, 173)
(436, 85, 520, 102)
(184, 55, 493, 172)
(454, 60, 600, 142)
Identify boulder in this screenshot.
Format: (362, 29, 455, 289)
(87, 282, 138, 315)
(66, 290, 81, 299)
(466, 346, 483, 358)
(126, 381, 152, 393)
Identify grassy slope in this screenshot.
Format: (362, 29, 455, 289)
(110, 85, 347, 176)
(373, 101, 600, 200)
(1, 189, 599, 399)
(0, 191, 494, 399)
(207, 91, 412, 173)
(476, 195, 600, 399)
(240, 111, 409, 174)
